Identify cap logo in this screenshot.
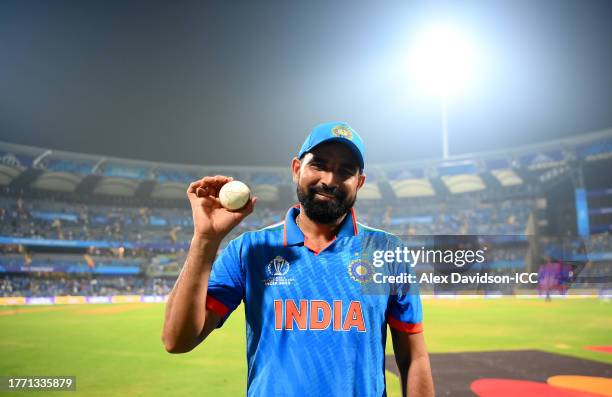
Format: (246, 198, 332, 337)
(331, 125, 353, 140)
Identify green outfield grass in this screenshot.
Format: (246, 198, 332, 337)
(0, 298, 610, 397)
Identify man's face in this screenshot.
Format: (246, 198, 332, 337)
(291, 141, 366, 224)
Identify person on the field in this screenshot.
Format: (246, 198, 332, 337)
(162, 122, 434, 396)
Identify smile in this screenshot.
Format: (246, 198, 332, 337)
(315, 192, 336, 200)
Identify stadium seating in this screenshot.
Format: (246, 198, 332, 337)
(0, 129, 611, 297)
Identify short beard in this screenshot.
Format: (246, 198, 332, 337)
(296, 183, 355, 224)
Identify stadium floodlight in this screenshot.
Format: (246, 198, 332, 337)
(410, 23, 475, 97)
(409, 23, 477, 159)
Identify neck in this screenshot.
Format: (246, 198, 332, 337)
(297, 206, 347, 241)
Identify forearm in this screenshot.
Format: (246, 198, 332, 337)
(406, 354, 434, 397)
(162, 236, 220, 352)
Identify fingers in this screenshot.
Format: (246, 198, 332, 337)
(231, 196, 257, 215)
(248, 196, 258, 212)
(187, 175, 234, 197)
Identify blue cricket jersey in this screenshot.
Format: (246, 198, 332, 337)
(205, 206, 423, 396)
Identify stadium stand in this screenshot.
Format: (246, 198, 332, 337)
(0, 128, 611, 299)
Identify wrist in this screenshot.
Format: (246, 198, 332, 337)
(191, 234, 223, 248)
(189, 236, 223, 268)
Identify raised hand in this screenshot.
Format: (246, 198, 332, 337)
(186, 175, 256, 242)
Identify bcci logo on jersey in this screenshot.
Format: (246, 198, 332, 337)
(264, 256, 295, 286)
(348, 259, 374, 283)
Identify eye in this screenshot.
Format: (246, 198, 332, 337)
(310, 161, 325, 170)
(339, 167, 357, 177)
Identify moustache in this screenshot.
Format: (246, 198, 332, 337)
(308, 185, 345, 200)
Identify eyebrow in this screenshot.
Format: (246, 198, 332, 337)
(310, 155, 359, 171)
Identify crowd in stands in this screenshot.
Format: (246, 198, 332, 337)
(1, 194, 610, 298)
(1, 196, 535, 246)
(356, 198, 533, 236)
(485, 246, 527, 264)
(0, 196, 281, 247)
(0, 275, 173, 297)
(585, 232, 612, 253)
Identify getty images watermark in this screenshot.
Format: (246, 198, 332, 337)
(350, 235, 596, 295)
(369, 245, 538, 285)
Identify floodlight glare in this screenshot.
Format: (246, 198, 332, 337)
(410, 23, 476, 98)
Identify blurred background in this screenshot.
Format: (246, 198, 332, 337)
(1, 0, 611, 300)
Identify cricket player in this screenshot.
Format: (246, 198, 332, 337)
(162, 122, 434, 396)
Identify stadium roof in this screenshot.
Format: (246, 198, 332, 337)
(1, 128, 610, 200)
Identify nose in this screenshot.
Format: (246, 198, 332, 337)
(318, 170, 339, 188)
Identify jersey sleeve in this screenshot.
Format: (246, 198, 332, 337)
(205, 236, 245, 328)
(386, 238, 424, 334)
(387, 287, 423, 334)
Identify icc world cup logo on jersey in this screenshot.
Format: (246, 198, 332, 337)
(264, 256, 294, 286)
(267, 256, 290, 277)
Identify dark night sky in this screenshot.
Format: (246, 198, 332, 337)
(1, 0, 611, 167)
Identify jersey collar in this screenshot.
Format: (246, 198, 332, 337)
(283, 205, 359, 247)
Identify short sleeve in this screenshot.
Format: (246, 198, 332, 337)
(386, 237, 424, 334)
(387, 288, 423, 334)
(205, 237, 245, 328)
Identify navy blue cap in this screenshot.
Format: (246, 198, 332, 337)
(297, 122, 365, 171)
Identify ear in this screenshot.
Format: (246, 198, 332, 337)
(356, 173, 366, 191)
(291, 157, 301, 184)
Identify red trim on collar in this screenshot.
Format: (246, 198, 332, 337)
(282, 204, 300, 247)
(351, 207, 358, 236)
(304, 235, 337, 255)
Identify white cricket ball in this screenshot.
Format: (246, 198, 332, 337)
(218, 180, 251, 210)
